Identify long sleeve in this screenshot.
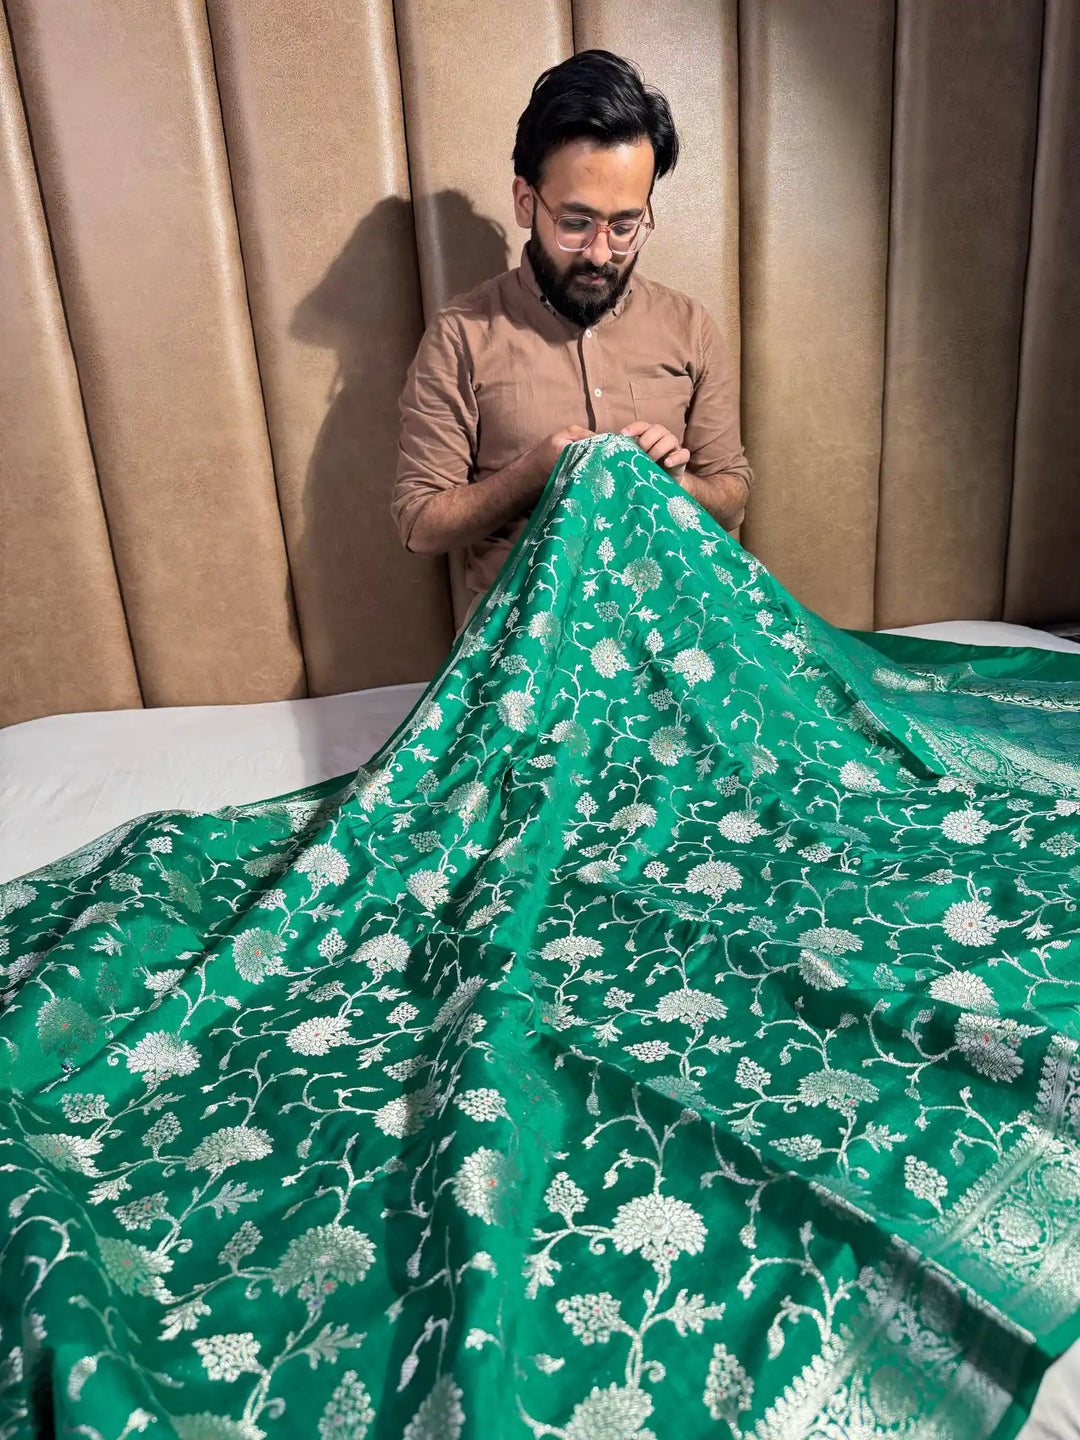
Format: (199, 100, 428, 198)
(683, 306, 753, 490)
(391, 311, 479, 552)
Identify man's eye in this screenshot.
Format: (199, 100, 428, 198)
(611, 223, 639, 238)
(559, 218, 592, 233)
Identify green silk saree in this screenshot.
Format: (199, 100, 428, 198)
(3, 435, 1080, 1439)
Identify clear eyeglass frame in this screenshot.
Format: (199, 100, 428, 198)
(531, 187, 655, 256)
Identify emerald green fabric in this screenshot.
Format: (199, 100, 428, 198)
(3, 435, 1080, 1440)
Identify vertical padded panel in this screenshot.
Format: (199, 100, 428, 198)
(207, 0, 454, 695)
(738, 0, 893, 629)
(395, 0, 569, 318)
(875, 0, 1043, 628)
(6, 0, 305, 708)
(572, 0, 741, 368)
(1005, 0, 1080, 627)
(0, 16, 140, 728)
(395, 0, 571, 626)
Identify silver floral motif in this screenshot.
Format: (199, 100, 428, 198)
(610, 804, 657, 834)
(563, 1383, 654, 1440)
(271, 1224, 375, 1298)
(647, 726, 689, 766)
(544, 1172, 588, 1219)
(185, 1126, 272, 1172)
(703, 1343, 754, 1424)
(126, 1032, 201, 1079)
(904, 1156, 948, 1211)
(60, 1092, 109, 1124)
(452, 1149, 508, 1225)
(797, 1070, 880, 1110)
(98, 1237, 174, 1296)
(610, 1192, 707, 1266)
(496, 691, 535, 731)
(941, 900, 1002, 947)
(954, 1014, 1042, 1082)
(590, 638, 631, 679)
(928, 971, 996, 1013)
(25, 1132, 103, 1175)
(655, 988, 727, 1025)
(716, 810, 764, 841)
(454, 1088, 507, 1123)
(287, 1016, 353, 1055)
(556, 1291, 623, 1344)
(355, 932, 411, 976)
(402, 1375, 464, 1440)
(173, 1413, 265, 1440)
(619, 557, 663, 596)
(231, 929, 287, 983)
(193, 1333, 261, 1383)
(373, 1088, 437, 1138)
(295, 845, 350, 886)
(540, 935, 605, 962)
(670, 648, 715, 687)
(682, 860, 741, 900)
(940, 808, 993, 844)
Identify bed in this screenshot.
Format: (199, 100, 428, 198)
(2, 618, 1080, 1439)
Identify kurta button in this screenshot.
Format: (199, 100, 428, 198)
(594, 387, 602, 398)
(585, 329, 593, 338)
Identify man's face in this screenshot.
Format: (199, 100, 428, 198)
(513, 138, 655, 327)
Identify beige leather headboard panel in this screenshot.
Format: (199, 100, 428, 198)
(0, 18, 141, 722)
(1, 0, 1077, 729)
(875, 0, 1044, 629)
(738, 0, 894, 631)
(1005, 0, 1080, 628)
(6, 0, 306, 709)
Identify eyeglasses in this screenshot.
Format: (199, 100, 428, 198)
(531, 187, 654, 256)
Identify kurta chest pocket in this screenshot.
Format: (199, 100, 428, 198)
(629, 376, 695, 441)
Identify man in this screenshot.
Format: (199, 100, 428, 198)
(392, 49, 752, 633)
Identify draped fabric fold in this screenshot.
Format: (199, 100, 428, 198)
(3, 436, 1080, 1438)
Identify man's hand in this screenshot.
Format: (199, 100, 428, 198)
(621, 421, 690, 483)
(535, 425, 593, 482)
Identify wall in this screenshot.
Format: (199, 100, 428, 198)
(1, 0, 1077, 728)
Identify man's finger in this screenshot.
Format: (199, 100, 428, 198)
(635, 425, 672, 453)
(662, 448, 691, 471)
(622, 422, 670, 449)
(645, 433, 680, 463)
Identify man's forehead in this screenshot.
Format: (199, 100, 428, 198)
(542, 138, 654, 207)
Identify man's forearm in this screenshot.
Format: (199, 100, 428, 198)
(406, 451, 548, 556)
(681, 471, 750, 531)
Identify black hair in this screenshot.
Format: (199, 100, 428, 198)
(513, 50, 679, 189)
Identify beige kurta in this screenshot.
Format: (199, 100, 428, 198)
(394, 245, 752, 606)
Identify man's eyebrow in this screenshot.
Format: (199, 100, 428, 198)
(559, 201, 646, 220)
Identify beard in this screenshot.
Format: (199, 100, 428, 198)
(526, 229, 637, 328)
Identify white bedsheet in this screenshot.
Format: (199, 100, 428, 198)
(0, 681, 426, 883)
(2, 622, 1080, 1432)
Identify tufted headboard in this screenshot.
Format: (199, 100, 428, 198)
(2, 0, 1078, 729)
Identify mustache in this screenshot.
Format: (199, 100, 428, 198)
(569, 261, 619, 282)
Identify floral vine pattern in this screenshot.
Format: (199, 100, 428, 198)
(2, 435, 1080, 1440)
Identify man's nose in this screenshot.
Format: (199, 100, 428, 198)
(583, 229, 613, 267)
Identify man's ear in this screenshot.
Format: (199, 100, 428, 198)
(512, 177, 534, 231)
